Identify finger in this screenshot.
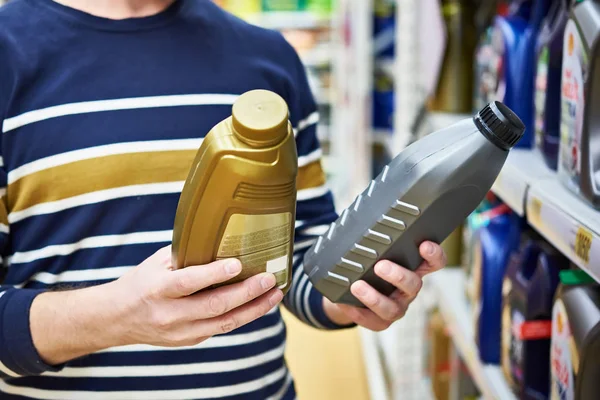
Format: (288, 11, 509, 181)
(415, 241, 447, 278)
(374, 260, 423, 300)
(163, 259, 242, 298)
(194, 288, 284, 337)
(176, 272, 277, 320)
(350, 281, 407, 322)
(334, 304, 391, 332)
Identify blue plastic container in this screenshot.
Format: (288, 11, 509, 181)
(501, 235, 565, 399)
(495, 0, 551, 148)
(535, 0, 571, 170)
(471, 206, 523, 364)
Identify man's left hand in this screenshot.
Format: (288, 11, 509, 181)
(322, 241, 447, 331)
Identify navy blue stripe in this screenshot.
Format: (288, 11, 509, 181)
(8, 359, 285, 392)
(4, 242, 165, 284)
(11, 194, 179, 252)
(69, 324, 285, 367)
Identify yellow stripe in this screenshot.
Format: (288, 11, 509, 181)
(296, 160, 326, 191)
(8, 150, 196, 212)
(0, 197, 8, 225)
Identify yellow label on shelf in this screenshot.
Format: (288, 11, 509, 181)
(575, 226, 593, 265)
(529, 197, 543, 226)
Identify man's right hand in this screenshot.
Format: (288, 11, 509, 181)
(116, 246, 283, 347)
(30, 246, 283, 366)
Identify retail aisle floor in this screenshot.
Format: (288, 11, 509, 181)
(281, 308, 370, 400)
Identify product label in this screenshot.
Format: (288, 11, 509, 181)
(501, 298, 524, 389)
(551, 300, 577, 400)
(559, 20, 588, 191)
(474, 27, 505, 110)
(536, 46, 550, 150)
(217, 212, 292, 289)
(574, 225, 593, 265)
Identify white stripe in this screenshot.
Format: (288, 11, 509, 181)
(8, 139, 202, 184)
(303, 274, 325, 329)
(297, 185, 329, 201)
(101, 318, 283, 353)
(299, 224, 330, 236)
(30, 266, 135, 285)
(2, 94, 239, 133)
(297, 148, 322, 168)
(0, 156, 4, 167)
(0, 224, 8, 234)
(9, 230, 172, 265)
(293, 239, 316, 253)
(0, 360, 20, 378)
(267, 371, 293, 400)
(8, 181, 184, 224)
(294, 274, 311, 323)
(285, 255, 309, 324)
(293, 111, 319, 137)
(44, 343, 285, 378)
(0, 292, 5, 300)
(0, 366, 287, 400)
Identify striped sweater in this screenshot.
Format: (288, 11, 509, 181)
(0, 1, 346, 398)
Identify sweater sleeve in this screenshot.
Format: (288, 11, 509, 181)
(0, 38, 62, 378)
(276, 35, 354, 330)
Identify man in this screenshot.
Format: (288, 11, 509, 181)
(0, 0, 447, 399)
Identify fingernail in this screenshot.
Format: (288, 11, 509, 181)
(425, 242, 435, 256)
(354, 282, 367, 297)
(261, 274, 276, 290)
(269, 290, 283, 306)
(378, 262, 392, 276)
(225, 260, 242, 275)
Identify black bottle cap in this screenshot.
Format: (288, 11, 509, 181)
(474, 101, 525, 151)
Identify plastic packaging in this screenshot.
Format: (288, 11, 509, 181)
(172, 90, 298, 294)
(501, 235, 566, 398)
(551, 270, 600, 399)
(558, 0, 600, 209)
(535, 0, 571, 170)
(303, 101, 526, 307)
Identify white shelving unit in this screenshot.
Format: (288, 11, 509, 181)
(491, 149, 600, 284)
(491, 149, 555, 216)
(428, 269, 517, 400)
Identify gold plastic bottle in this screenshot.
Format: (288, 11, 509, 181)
(172, 90, 298, 294)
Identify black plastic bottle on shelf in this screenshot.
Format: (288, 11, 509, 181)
(501, 234, 566, 399)
(535, 0, 572, 170)
(303, 102, 525, 307)
(558, 0, 600, 208)
(550, 269, 600, 399)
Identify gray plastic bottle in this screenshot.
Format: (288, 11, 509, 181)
(303, 102, 525, 307)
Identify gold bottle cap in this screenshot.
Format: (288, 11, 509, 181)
(232, 90, 289, 147)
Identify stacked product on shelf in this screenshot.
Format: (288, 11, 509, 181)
(558, 0, 600, 208)
(551, 269, 600, 399)
(371, 0, 395, 178)
(501, 233, 567, 399)
(475, 0, 552, 148)
(467, 196, 524, 365)
(535, 0, 571, 170)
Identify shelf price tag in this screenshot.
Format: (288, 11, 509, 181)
(575, 226, 593, 265)
(529, 197, 543, 226)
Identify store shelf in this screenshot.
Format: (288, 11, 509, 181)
(526, 179, 600, 283)
(248, 12, 331, 30)
(428, 269, 517, 400)
(491, 149, 554, 216)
